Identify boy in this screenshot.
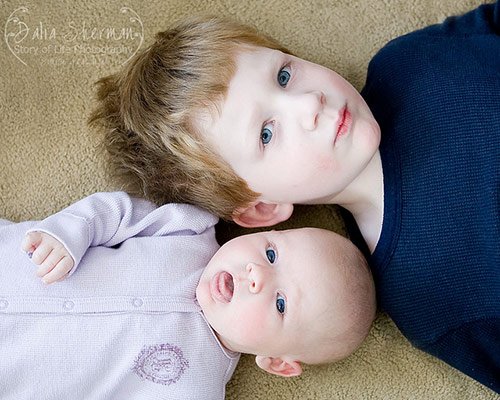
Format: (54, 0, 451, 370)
(89, 1, 500, 393)
(1, 191, 374, 399)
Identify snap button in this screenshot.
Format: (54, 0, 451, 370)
(132, 298, 143, 308)
(0, 299, 8, 310)
(63, 300, 75, 311)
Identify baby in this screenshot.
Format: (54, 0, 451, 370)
(0, 191, 375, 399)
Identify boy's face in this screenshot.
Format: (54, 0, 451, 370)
(196, 228, 350, 361)
(197, 46, 380, 206)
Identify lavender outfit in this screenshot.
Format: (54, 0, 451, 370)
(0, 192, 239, 400)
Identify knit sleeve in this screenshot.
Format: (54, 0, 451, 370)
(26, 191, 218, 274)
(422, 0, 499, 36)
(495, 0, 500, 31)
(423, 319, 500, 394)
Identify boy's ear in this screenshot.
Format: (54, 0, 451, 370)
(232, 202, 294, 228)
(255, 356, 302, 377)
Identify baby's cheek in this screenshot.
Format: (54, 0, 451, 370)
(233, 307, 267, 345)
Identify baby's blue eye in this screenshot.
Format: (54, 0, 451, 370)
(277, 67, 291, 88)
(261, 126, 273, 145)
(276, 294, 286, 314)
(266, 248, 276, 263)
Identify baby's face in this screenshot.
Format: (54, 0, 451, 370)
(196, 46, 380, 205)
(196, 228, 354, 358)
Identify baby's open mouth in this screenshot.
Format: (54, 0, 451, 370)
(210, 271, 234, 303)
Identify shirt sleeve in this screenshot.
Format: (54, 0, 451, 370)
(419, 0, 499, 36)
(26, 191, 218, 275)
(496, 0, 500, 30)
(423, 319, 500, 394)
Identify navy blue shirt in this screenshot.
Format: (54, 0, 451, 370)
(350, 1, 500, 393)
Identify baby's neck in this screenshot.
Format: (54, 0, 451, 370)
(337, 151, 384, 253)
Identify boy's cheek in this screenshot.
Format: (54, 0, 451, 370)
(297, 154, 337, 183)
(315, 154, 337, 173)
(287, 153, 334, 179)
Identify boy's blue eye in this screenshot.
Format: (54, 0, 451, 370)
(276, 294, 286, 314)
(261, 126, 273, 146)
(266, 248, 276, 263)
(277, 67, 291, 88)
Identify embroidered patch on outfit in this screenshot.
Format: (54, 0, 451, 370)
(132, 343, 189, 385)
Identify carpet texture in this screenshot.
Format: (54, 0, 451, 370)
(1, 1, 498, 399)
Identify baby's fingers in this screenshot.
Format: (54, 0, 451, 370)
(22, 231, 74, 284)
(29, 241, 55, 266)
(36, 249, 66, 277)
(41, 256, 74, 284)
(21, 231, 43, 255)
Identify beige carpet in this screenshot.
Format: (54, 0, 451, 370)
(1, 0, 498, 398)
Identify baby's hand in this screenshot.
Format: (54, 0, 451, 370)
(21, 232, 75, 284)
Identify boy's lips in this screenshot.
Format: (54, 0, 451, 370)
(334, 106, 352, 144)
(210, 271, 234, 303)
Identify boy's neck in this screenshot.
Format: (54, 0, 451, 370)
(334, 151, 384, 253)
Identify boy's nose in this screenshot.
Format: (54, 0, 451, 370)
(295, 90, 324, 131)
(246, 263, 266, 294)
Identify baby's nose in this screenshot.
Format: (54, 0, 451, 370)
(246, 263, 264, 293)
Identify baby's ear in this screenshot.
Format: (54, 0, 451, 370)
(232, 202, 293, 228)
(255, 356, 302, 377)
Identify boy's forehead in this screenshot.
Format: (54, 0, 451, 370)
(201, 47, 282, 121)
(194, 46, 292, 163)
(235, 44, 281, 66)
(234, 46, 282, 75)
(187, 47, 261, 132)
(192, 47, 286, 156)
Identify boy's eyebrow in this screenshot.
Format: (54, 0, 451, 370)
(246, 107, 260, 154)
(235, 89, 262, 160)
(218, 89, 259, 159)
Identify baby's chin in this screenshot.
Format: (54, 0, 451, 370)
(195, 275, 210, 311)
(214, 332, 238, 353)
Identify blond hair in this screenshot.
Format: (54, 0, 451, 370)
(89, 15, 289, 219)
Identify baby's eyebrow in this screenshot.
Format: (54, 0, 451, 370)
(290, 283, 305, 328)
(275, 241, 300, 325)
